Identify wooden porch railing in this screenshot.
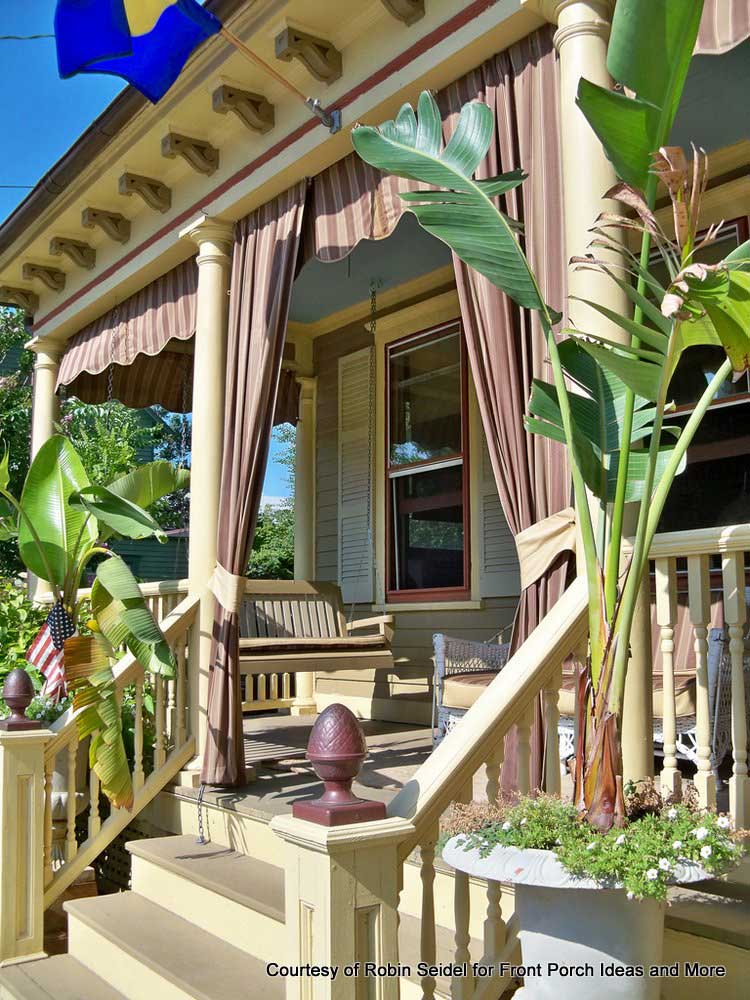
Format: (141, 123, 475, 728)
(41, 591, 198, 909)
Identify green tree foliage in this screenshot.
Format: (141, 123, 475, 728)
(248, 502, 294, 579)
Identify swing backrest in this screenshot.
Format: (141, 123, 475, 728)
(239, 580, 347, 640)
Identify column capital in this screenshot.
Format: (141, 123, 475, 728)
(26, 337, 63, 367)
(295, 374, 317, 399)
(523, 0, 613, 43)
(180, 215, 235, 265)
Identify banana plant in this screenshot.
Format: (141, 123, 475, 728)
(351, 0, 750, 830)
(0, 435, 189, 808)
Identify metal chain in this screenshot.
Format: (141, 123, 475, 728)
(180, 371, 189, 465)
(106, 306, 119, 416)
(196, 782, 207, 844)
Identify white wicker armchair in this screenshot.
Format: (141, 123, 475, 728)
(432, 633, 511, 745)
(557, 626, 746, 780)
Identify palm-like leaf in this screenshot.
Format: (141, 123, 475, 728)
(64, 635, 133, 810)
(351, 91, 547, 314)
(106, 461, 190, 508)
(18, 435, 98, 588)
(70, 486, 167, 542)
(92, 556, 176, 679)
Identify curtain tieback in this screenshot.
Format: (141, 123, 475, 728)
(515, 506, 576, 591)
(209, 562, 247, 614)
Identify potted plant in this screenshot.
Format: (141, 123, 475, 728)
(0, 433, 188, 810)
(351, 0, 748, 990)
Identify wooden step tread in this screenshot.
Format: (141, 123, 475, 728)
(0, 954, 127, 1000)
(667, 886, 750, 950)
(127, 835, 285, 923)
(64, 892, 284, 1000)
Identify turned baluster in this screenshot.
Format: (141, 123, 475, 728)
(655, 557, 681, 798)
(687, 554, 716, 809)
(154, 674, 167, 770)
(453, 782, 475, 998)
(543, 665, 562, 796)
(65, 738, 78, 862)
(43, 756, 54, 887)
(517, 704, 534, 796)
(133, 677, 145, 790)
(88, 756, 101, 838)
(722, 551, 749, 827)
(176, 639, 187, 748)
(419, 824, 439, 1000)
(258, 674, 267, 704)
(484, 744, 505, 964)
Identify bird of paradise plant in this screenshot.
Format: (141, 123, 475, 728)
(352, 0, 750, 830)
(0, 434, 189, 808)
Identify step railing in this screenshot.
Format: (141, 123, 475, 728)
(41, 592, 199, 909)
(644, 522, 750, 827)
(36, 578, 189, 620)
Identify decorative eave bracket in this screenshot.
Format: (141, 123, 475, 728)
(21, 263, 66, 293)
(161, 132, 220, 176)
(81, 207, 131, 244)
(275, 27, 342, 84)
(212, 85, 275, 134)
(0, 285, 39, 315)
(118, 172, 172, 213)
(381, 0, 425, 25)
(49, 236, 96, 270)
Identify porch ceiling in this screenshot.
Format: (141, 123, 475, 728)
(289, 213, 451, 325)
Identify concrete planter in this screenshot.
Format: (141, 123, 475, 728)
(442, 840, 709, 1000)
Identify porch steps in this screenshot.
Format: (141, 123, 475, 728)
(0, 954, 127, 1000)
(64, 892, 284, 1000)
(666, 884, 750, 951)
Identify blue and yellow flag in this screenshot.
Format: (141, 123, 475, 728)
(55, 1, 222, 103)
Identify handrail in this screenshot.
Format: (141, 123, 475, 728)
(45, 593, 199, 758)
(635, 522, 750, 559)
(35, 578, 190, 605)
(387, 576, 588, 849)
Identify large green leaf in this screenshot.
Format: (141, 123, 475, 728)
(700, 272, 750, 373)
(607, 446, 686, 503)
(106, 461, 190, 509)
(70, 486, 167, 542)
(577, 0, 703, 188)
(571, 338, 663, 402)
(18, 435, 98, 588)
(64, 635, 133, 810)
(351, 91, 547, 314)
(0, 451, 9, 492)
(92, 556, 176, 679)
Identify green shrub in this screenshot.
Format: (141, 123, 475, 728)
(0, 579, 48, 689)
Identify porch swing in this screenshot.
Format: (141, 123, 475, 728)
(237, 281, 395, 709)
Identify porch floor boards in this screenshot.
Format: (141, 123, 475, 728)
(176, 714, 436, 820)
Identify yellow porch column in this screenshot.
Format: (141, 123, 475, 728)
(180, 216, 234, 768)
(292, 375, 318, 716)
(28, 341, 62, 598)
(530, 0, 655, 782)
(29, 342, 61, 460)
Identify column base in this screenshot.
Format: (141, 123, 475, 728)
(693, 768, 716, 811)
(659, 767, 682, 799)
(290, 702, 317, 717)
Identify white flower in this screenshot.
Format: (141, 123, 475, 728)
(626, 891, 635, 900)
(615, 834, 626, 846)
(672, 840, 683, 851)
(717, 816, 731, 830)
(646, 869, 659, 881)
(667, 807, 678, 820)
(586, 841, 597, 851)
(502, 822, 512, 831)
(659, 858, 671, 871)
(700, 845, 712, 859)
(555, 838, 562, 846)
(520, 818, 528, 826)
(692, 827, 709, 841)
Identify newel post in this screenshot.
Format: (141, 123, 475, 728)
(0, 670, 52, 965)
(271, 705, 412, 999)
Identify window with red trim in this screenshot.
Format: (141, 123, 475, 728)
(385, 322, 470, 600)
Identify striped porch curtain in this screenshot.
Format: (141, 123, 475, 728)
(697, 0, 750, 53)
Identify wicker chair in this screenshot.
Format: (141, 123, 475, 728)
(432, 633, 511, 745)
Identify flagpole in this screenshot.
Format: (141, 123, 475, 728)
(220, 27, 341, 134)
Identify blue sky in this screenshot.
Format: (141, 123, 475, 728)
(0, 3, 289, 502)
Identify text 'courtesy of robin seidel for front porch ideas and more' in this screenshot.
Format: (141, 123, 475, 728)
(265, 960, 728, 981)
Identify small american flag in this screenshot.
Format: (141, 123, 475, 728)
(26, 603, 75, 702)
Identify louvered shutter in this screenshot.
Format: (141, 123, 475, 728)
(478, 438, 521, 597)
(338, 348, 374, 603)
